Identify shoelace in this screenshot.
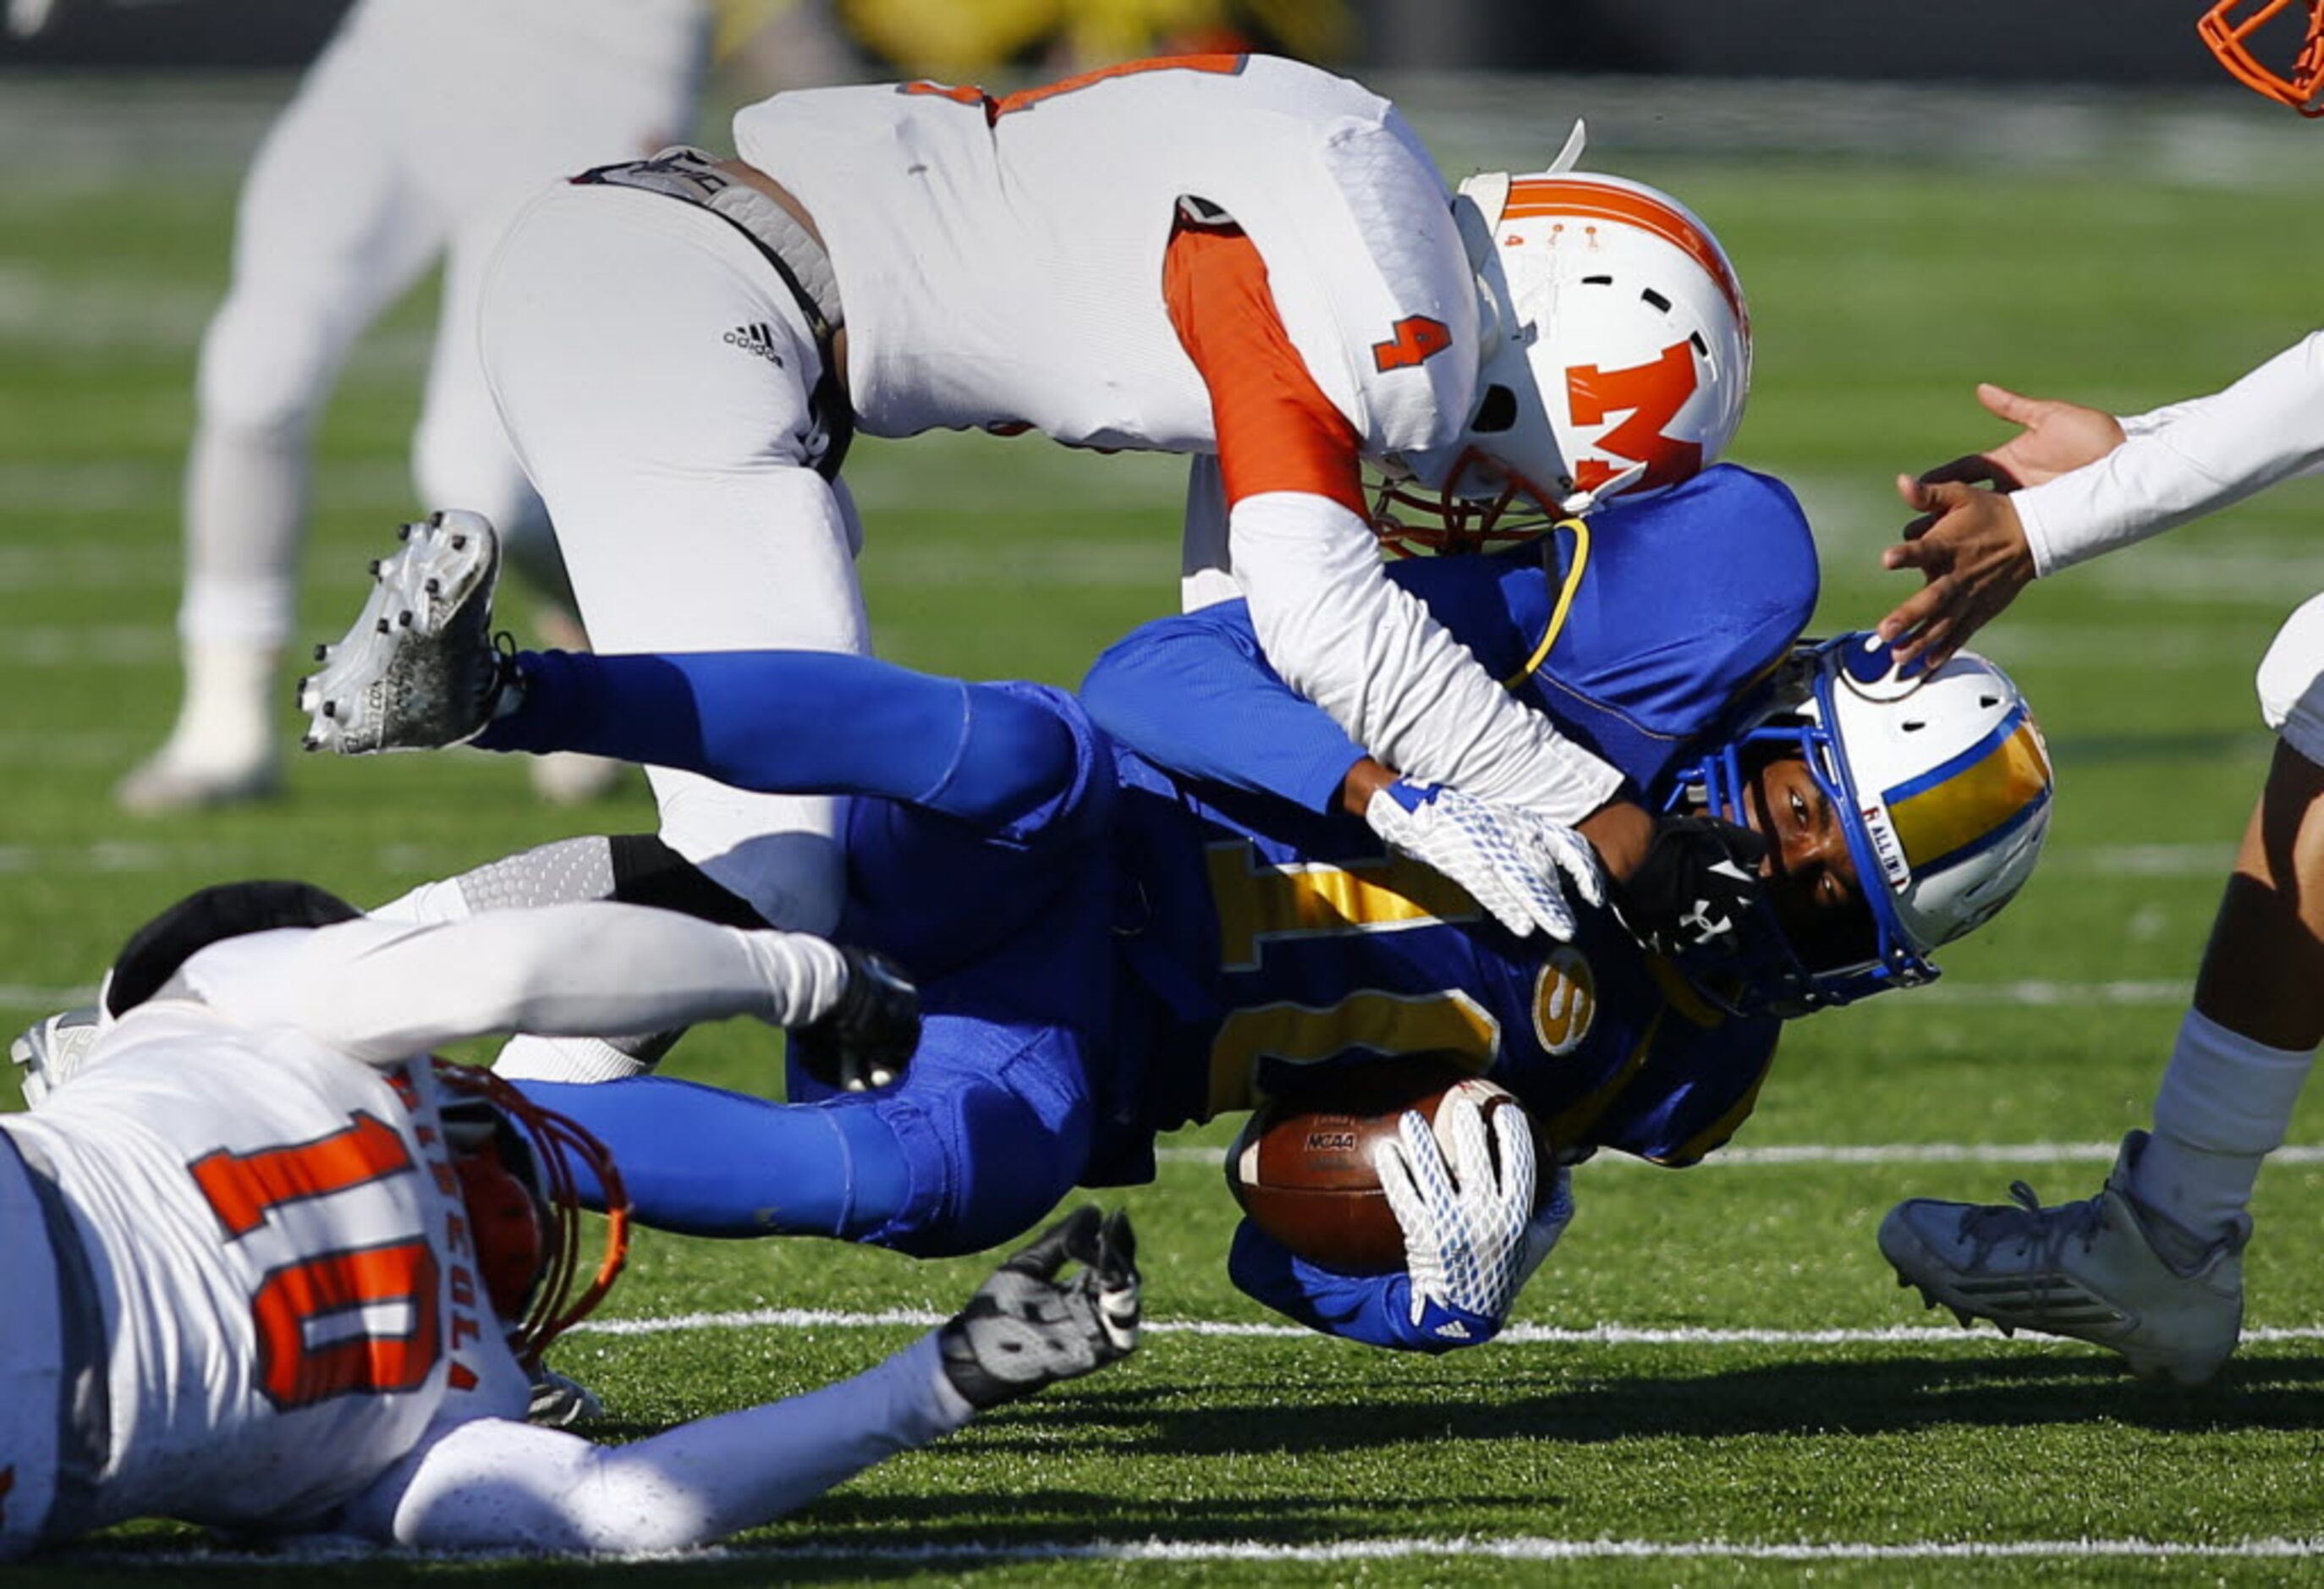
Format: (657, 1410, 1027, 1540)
(1953, 1179, 2104, 1268)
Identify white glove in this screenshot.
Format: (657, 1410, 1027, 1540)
(1365, 778, 1605, 939)
(1374, 1091, 1540, 1333)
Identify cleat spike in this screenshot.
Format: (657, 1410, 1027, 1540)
(1894, 1269, 1911, 1289)
(427, 510, 446, 526)
(367, 558, 383, 577)
(450, 534, 469, 551)
(321, 701, 337, 719)
(1997, 1323, 2015, 1339)
(301, 734, 320, 752)
(313, 643, 330, 662)
(376, 618, 391, 634)
(425, 577, 441, 597)
(398, 610, 415, 629)
(1952, 1306, 1975, 1328)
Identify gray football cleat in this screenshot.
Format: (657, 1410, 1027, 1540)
(11, 1005, 103, 1107)
(299, 511, 514, 755)
(526, 1365, 607, 1427)
(1879, 1130, 2247, 1385)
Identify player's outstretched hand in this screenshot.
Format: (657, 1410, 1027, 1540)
(1375, 1093, 1538, 1340)
(938, 1207, 1140, 1410)
(1876, 382, 2124, 668)
(1365, 779, 1605, 940)
(1612, 813, 1767, 959)
(789, 945, 919, 1092)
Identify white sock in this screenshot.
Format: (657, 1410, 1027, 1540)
(2133, 1009, 2316, 1243)
(157, 641, 277, 771)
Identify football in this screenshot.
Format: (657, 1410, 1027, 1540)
(1224, 1055, 1525, 1274)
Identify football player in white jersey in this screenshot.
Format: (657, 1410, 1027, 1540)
(1871, 2, 2324, 1387)
(0, 882, 1136, 1558)
(450, 52, 1766, 1035)
(121, 0, 711, 814)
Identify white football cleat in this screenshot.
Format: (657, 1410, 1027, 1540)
(299, 511, 512, 756)
(1879, 1130, 2246, 1386)
(11, 1006, 103, 1107)
(114, 748, 281, 815)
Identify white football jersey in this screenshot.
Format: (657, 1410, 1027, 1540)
(733, 53, 1481, 459)
(0, 1003, 526, 1551)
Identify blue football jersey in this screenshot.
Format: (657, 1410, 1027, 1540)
(1086, 463, 1819, 1165)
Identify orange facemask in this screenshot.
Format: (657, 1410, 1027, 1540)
(2200, 0, 2324, 114)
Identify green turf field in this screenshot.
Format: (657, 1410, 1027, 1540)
(5, 73, 2324, 1585)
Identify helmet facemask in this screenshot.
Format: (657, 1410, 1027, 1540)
(2200, 0, 2324, 113)
(436, 1061, 631, 1369)
(1665, 635, 2053, 1018)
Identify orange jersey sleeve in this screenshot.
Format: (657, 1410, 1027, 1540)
(1162, 223, 1367, 517)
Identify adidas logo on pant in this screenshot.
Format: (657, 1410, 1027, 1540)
(723, 322, 785, 366)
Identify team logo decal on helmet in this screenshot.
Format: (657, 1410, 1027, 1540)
(2200, 0, 2324, 113)
(1378, 145, 1751, 558)
(1669, 634, 2053, 1015)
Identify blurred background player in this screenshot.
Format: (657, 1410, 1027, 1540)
(1870, 0, 2324, 1388)
(3, 882, 1135, 1556)
(297, 466, 2052, 1352)
(118, 0, 711, 813)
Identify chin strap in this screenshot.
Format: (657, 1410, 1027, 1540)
(1503, 517, 1591, 690)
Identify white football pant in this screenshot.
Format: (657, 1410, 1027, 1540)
(478, 182, 869, 932)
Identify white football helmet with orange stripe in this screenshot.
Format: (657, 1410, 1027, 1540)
(1673, 634, 2054, 1014)
(1384, 153, 1751, 553)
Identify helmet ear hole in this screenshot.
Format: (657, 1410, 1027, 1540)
(1473, 384, 1519, 435)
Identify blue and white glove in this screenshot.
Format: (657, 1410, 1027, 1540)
(1373, 1091, 1541, 1344)
(1363, 779, 1605, 940)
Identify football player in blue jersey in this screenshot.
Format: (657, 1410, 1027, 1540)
(295, 462, 2053, 1352)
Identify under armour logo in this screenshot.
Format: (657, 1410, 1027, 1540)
(1680, 899, 1733, 943)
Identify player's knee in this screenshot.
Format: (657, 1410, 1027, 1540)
(2256, 594, 2324, 769)
(878, 1057, 1095, 1259)
(195, 299, 340, 435)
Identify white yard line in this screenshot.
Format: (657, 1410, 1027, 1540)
(72, 1532, 2324, 1569)
(1153, 1141, 2324, 1167)
(569, 1306, 2324, 1350)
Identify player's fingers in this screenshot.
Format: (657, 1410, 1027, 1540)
(1097, 1209, 1138, 1284)
(1440, 1092, 1492, 1189)
(1888, 610, 1957, 670)
(1491, 1102, 1539, 1209)
(1915, 455, 2008, 491)
(1400, 1107, 1461, 1206)
(1005, 1204, 1100, 1278)
(1875, 578, 1949, 646)
(1372, 1135, 1428, 1231)
(1977, 382, 2041, 425)
(1561, 827, 1607, 908)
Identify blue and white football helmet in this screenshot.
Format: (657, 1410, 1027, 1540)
(1669, 633, 2054, 1016)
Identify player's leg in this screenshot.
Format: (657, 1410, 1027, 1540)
(421, 207, 624, 806)
(518, 1010, 1100, 1257)
(123, 31, 440, 812)
(477, 184, 865, 936)
(1880, 594, 2324, 1383)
